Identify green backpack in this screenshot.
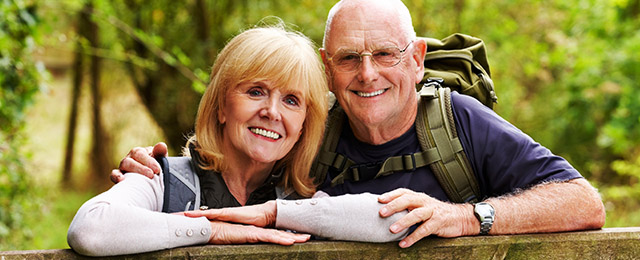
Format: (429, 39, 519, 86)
(311, 33, 498, 203)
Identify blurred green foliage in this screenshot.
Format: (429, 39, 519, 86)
(3, 0, 640, 250)
(0, 0, 43, 249)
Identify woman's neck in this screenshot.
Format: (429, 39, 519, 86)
(221, 158, 274, 206)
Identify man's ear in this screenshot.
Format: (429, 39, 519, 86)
(411, 38, 427, 84)
(319, 48, 335, 92)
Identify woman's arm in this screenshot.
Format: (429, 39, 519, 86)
(276, 192, 408, 242)
(67, 173, 210, 256)
(185, 192, 409, 242)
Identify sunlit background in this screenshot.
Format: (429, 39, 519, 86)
(1, 0, 639, 250)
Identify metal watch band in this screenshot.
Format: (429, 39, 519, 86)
(474, 202, 495, 235)
(479, 215, 493, 235)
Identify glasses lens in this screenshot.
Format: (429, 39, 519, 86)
(333, 52, 360, 71)
(372, 47, 401, 67)
(331, 46, 403, 72)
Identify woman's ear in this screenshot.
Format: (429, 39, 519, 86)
(218, 109, 226, 124)
(412, 38, 427, 84)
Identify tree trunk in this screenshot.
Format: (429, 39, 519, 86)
(61, 4, 91, 188)
(86, 1, 113, 191)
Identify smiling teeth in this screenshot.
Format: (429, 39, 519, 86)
(356, 89, 385, 97)
(250, 128, 281, 140)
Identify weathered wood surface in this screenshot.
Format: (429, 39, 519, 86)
(2, 227, 639, 259)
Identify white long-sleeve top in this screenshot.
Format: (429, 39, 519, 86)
(67, 173, 211, 256)
(67, 172, 407, 256)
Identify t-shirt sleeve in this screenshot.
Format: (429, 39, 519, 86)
(450, 92, 583, 198)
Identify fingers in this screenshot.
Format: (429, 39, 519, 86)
(119, 146, 161, 177)
(390, 202, 469, 247)
(117, 143, 166, 179)
(152, 142, 168, 158)
(256, 228, 311, 245)
(119, 157, 155, 178)
(378, 188, 412, 203)
(379, 190, 428, 218)
(209, 221, 309, 246)
(399, 220, 437, 248)
(110, 169, 125, 184)
(130, 146, 162, 174)
(184, 203, 275, 227)
(184, 209, 225, 220)
(389, 207, 433, 234)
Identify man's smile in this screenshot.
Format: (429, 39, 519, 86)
(353, 88, 388, 97)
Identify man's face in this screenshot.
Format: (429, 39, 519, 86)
(320, 5, 425, 142)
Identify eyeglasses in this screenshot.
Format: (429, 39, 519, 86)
(327, 40, 414, 72)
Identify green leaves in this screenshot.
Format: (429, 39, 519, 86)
(0, 0, 42, 249)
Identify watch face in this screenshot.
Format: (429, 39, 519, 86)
(477, 205, 492, 215)
(475, 203, 495, 218)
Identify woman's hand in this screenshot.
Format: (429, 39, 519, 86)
(184, 201, 277, 227)
(208, 220, 309, 245)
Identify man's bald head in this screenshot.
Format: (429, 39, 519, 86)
(323, 0, 416, 48)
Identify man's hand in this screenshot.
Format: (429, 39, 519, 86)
(110, 142, 168, 183)
(378, 188, 477, 248)
(207, 220, 309, 245)
(184, 201, 277, 227)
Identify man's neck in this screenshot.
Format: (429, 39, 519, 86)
(349, 119, 415, 145)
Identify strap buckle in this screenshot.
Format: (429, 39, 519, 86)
(401, 154, 417, 172)
(330, 153, 348, 172)
(348, 161, 383, 182)
(424, 77, 444, 88)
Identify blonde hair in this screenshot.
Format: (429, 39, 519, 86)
(187, 25, 328, 197)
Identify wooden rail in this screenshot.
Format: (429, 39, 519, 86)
(2, 227, 639, 259)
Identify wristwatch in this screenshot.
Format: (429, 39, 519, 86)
(473, 202, 495, 235)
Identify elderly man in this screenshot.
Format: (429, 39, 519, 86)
(115, 0, 604, 248)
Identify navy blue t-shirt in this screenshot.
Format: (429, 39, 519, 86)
(319, 92, 582, 201)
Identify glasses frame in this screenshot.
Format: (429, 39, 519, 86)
(327, 40, 414, 72)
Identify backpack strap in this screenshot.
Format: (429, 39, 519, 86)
(158, 156, 201, 213)
(416, 82, 481, 203)
(310, 86, 482, 203)
(311, 104, 442, 187)
(310, 105, 347, 186)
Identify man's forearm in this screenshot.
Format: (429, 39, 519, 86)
(484, 178, 605, 235)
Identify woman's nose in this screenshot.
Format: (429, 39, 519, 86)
(259, 98, 282, 121)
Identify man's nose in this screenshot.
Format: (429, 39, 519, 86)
(259, 97, 282, 121)
(357, 54, 379, 84)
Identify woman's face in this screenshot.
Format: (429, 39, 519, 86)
(219, 80, 307, 165)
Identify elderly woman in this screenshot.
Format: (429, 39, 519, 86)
(67, 25, 328, 256)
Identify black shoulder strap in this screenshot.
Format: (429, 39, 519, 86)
(416, 83, 481, 203)
(158, 156, 201, 213)
(310, 105, 347, 186)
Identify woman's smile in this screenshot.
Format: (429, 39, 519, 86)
(249, 127, 282, 141)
